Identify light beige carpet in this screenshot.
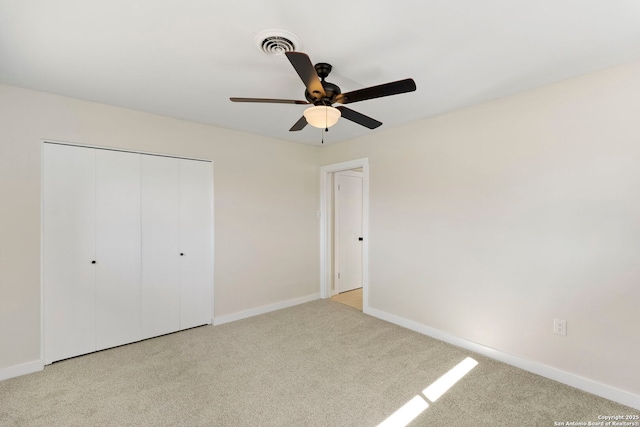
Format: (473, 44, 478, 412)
(1, 300, 637, 426)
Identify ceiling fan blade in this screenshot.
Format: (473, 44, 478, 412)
(336, 106, 382, 129)
(285, 52, 326, 100)
(335, 78, 416, 104)
(289, 116, 308, 131)
(230, 97, 309, 105)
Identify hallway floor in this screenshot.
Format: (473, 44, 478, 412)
(330, 287, 363, 311)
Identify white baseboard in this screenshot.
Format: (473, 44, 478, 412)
(0, 359, 44, 381)
(214, 293, 321, 326)
(365, 306, 640, 411)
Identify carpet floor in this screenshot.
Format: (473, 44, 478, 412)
(1, 299, 637, 426)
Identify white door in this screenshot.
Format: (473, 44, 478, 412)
(45, 145, 214, 361)
(95, 150, 142, 350)
(44, 144, 96, 363)
(179, 159, 213, 329)
(335, 170, 363, 293)
(141, 155, 181, 339)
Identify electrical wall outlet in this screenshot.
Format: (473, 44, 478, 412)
(553, 318, 567, 336)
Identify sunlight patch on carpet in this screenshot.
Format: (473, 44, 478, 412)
(377, 357, 478, 426)
(422, 357, 478, 402)
(377, 395, 429, 427)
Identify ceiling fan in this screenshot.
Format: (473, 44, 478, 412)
(230, 52, 416, 132)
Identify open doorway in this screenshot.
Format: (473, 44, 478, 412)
(331, 170, 363, 310)
(320, 158, 369, 313)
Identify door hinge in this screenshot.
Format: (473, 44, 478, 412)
(338, 184, 341, 190)
(338, 272, 340, 279)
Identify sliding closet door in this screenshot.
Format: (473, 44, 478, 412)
(95, 150, 142, 350)
(43, 144, 96, 363)
(141, 155, 181, 339)
(179, 159, 213, 329)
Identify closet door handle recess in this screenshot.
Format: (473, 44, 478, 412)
(91, 260, 96, 264)
(180, 253, 184, 256)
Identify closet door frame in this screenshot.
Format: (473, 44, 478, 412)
(40, 140, 215, 364)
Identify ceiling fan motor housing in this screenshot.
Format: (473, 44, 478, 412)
(305, 62, 341, 105)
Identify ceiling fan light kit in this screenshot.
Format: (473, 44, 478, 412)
(303, 105, 341, 129)
(231, 50, 416, 137)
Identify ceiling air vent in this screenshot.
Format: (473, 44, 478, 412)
(255, 30, 301, 58)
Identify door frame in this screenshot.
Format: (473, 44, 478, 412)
(319, 158, 369, 313)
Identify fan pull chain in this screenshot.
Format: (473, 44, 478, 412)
(325, 106, 329, 133)
(321, 106, 328, 144)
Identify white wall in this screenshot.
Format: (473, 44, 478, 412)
(320, 60, 640, 397)
(0, 84, 319, 373)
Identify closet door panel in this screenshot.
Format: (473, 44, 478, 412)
(43, 144, 96, 363)
(179, 159, 213, 329)
(95, 150, 142, 350)
(141, 155, 181, 338)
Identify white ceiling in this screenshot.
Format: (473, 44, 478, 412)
(1, 1, 640, 145)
